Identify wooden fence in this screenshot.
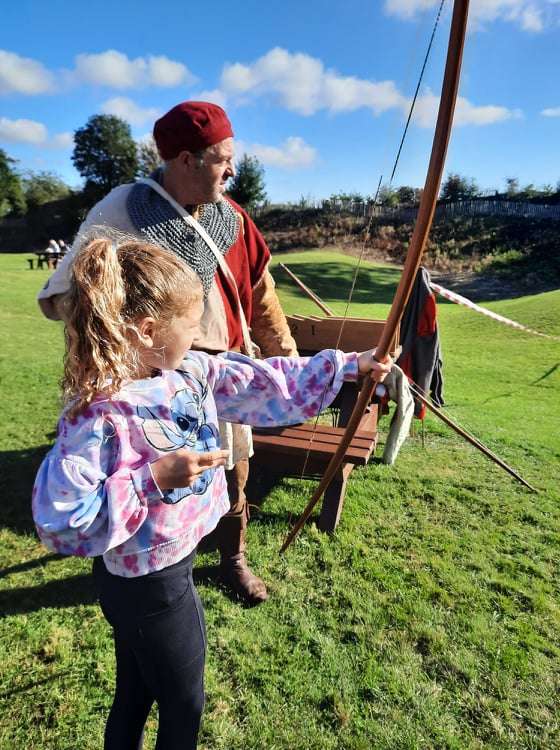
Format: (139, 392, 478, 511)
(320, 199, 560, 221)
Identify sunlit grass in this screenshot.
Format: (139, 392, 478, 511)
(1, 251, 559, 749)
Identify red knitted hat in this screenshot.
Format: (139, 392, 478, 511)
(153, 101, 234, 159)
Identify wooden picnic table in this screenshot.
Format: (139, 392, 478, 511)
(27, 251, 66, 270)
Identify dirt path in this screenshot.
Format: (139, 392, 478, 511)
(427, 269, 558, 302)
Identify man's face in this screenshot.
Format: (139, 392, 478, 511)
(190, 137, 235, 204)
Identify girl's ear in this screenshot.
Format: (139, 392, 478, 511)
(135, 316, 157, 349)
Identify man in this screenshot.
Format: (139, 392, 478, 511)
(38, 101, 298, 604)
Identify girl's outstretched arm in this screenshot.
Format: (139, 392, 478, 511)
(32, 413, 161, 557)
(199, 349, 366, 427)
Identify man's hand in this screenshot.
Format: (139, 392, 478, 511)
(357, 348, 393, 381)
(151, 449, 230, 490)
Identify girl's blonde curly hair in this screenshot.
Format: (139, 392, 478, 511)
(62, 233, 202, 417)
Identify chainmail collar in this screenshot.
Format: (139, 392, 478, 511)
(126, 169, 239, 298)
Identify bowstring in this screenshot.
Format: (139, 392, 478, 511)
(287, 0, 449, 519)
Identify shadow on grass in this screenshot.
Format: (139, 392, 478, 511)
(0, 573, 96, 617)
(480, 362, 560, 404)
(272, 262, 400, 307)
(0, 553, 61, 580)
(0, 670, 75, 699)
(0, 444, 51, 535)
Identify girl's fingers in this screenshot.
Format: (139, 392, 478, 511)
(196, 450, 230, 468)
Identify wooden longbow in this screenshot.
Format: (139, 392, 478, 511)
(280, 0, 471, 553)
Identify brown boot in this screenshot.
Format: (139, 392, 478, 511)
(218, 460, 268, 605)
(218, 512, 268, 605)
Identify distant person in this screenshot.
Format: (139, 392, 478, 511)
(43, 239, 60, 268)
(36, 101, 298, 605)
(32, 236, 392, 749)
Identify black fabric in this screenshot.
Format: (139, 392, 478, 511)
(397, 266, 444, 415)
(93, 551, 206, 750)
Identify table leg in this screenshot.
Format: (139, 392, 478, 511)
(317, 462, 354, 533)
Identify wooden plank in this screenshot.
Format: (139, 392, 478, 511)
(283, 423, 376, 440)
(266, 429, 374, 451)
(252, 432, 372, 459)
(252, 434, 374, 465)
(251, 450, 337, 476)
(287, 315, 399, 354)
(255, 429, 375, 451)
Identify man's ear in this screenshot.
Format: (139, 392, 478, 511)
(178, 149, 195, 169)
(136, 317, 157, 348)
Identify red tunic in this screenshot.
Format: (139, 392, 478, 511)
(214, 198, 270, 350)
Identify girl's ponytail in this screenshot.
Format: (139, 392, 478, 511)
(63, 237, 135, 416)
(62, 233, 201, 417)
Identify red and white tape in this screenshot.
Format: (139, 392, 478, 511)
(430, 282, 560, 341)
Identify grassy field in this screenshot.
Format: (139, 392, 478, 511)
(1, 250, 559, 749)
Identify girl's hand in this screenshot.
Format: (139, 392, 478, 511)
(150, 449, 230, 490)
(357, 348, 393, 381)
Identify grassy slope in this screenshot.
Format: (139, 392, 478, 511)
(0, 252, 559, 749)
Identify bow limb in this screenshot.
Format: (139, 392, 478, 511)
(280, 0, 470, 554)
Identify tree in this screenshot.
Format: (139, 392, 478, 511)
(396, 185, 416, 204)
(227, 155, 267, 212)
(0, 149, 26, 217)
(505, 176, 519, 198)
(378, 184, 399, 207)
(440, 172, 479, 202)
(520, 183, 538, 200)
(23, 170, 71, 208)
(137, 137, 162, 177)
(72, 115, 138, 198)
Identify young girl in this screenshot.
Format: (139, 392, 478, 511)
(32, 236, 391, 750)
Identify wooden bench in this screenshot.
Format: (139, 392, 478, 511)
(253, 405, 378, 532)
(251, 316, 397, 533)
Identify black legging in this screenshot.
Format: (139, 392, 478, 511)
(93, 551, 206, 750)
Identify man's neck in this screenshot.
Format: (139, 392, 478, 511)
(161, 167, 198, 209)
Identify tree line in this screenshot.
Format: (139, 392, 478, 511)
(325, 173, 560, 210)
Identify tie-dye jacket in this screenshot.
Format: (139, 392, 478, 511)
(32, 349, 358, 577)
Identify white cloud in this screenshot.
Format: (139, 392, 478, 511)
(74, 50, 197, 89)
(384, 0, 436, 19)
(237, 137, 317, 169)
(220, 48, 516, 130)
(0, 117, 73, 148)
(384, 0, 555, 32)
(147, 55, 194, 87)
(0, 50, 55, 95)
(412, 90, 521, 127)
(541, 106, 560, 116)
(194, 88, 228, 107)
(101, 96, 160, 126)
(520, 5, 544, 30)
(0, 116, 48, 144)
(220, 47, 407, 116)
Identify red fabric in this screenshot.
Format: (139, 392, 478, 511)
(153, 101, 234, 159)
(214, 198, 270, 350)
(416, 292, 437, 337)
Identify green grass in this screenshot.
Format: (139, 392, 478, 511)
(1, 251, 559, 749)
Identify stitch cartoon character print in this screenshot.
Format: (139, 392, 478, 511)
(138, 370, 219, 503)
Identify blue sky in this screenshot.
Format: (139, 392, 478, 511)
(1, 0, 559, 202)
